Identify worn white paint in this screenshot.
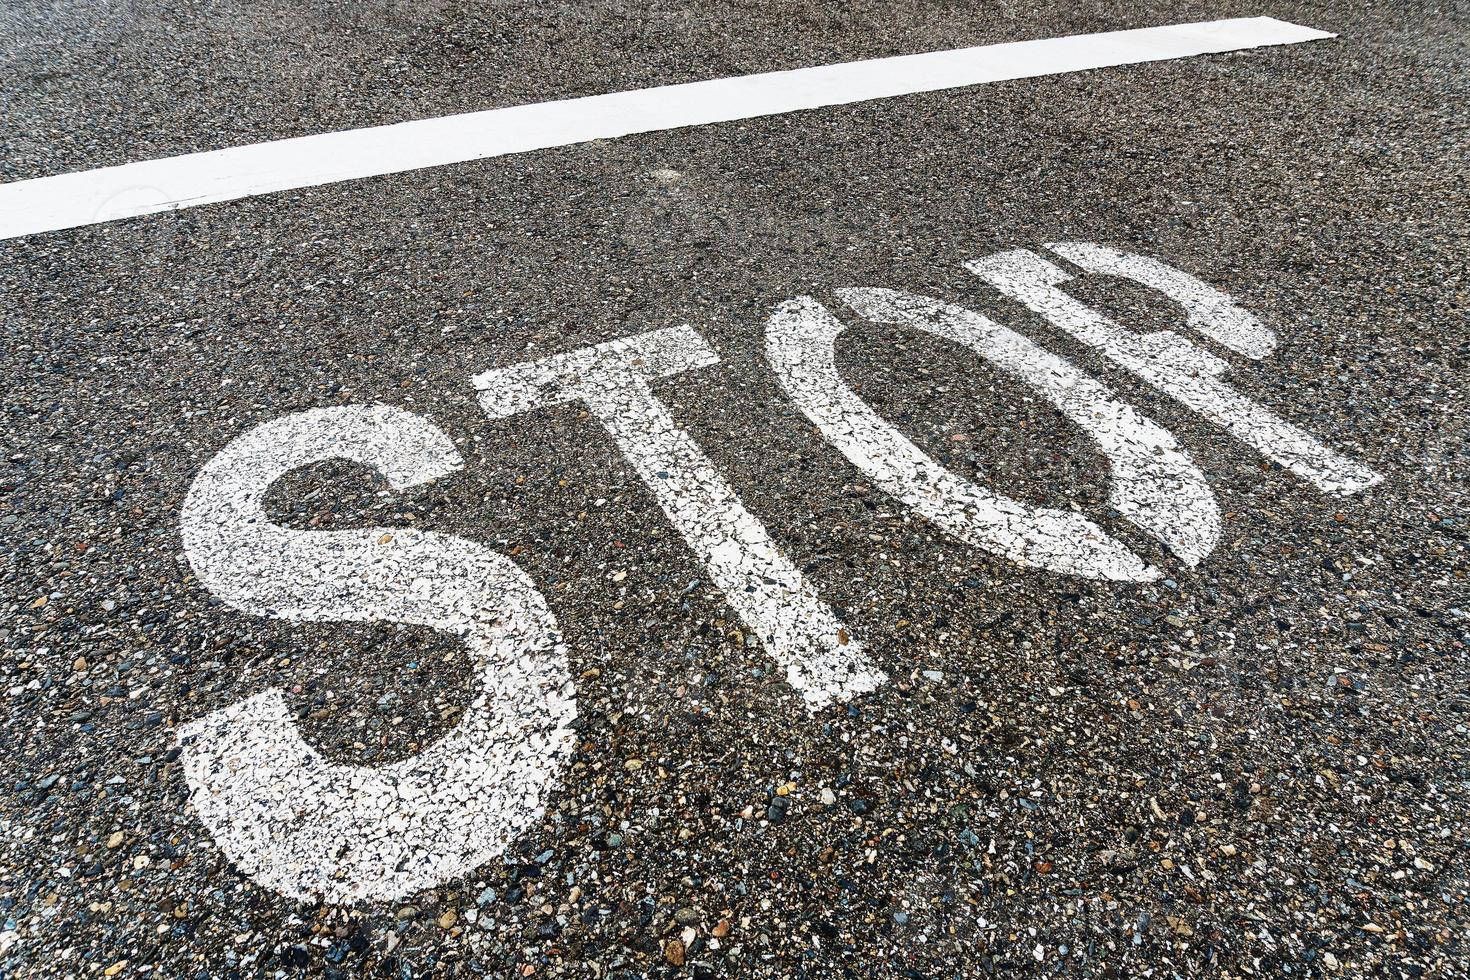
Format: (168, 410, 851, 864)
(967, 248, 1382, 495)
(474, 326, 884, 711)
(1044, 242, 1278, 359)
(172, 246, 1380, 904)
(0, 18, 1334, 240)
(179, 404, 575, 903)
(767, 293, 1219, 581)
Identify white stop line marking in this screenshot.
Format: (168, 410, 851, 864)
(0, 16, 1333, 240)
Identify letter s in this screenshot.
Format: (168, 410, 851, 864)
(178, 404, 575, 904)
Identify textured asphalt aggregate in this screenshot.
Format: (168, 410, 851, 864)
(1, 1, 1467, 977)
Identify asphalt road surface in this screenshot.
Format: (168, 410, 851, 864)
(2, 1, 1467, 977)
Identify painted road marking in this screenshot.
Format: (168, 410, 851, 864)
(766, 291, 1220, 581)
(474, 326, 885, 711)
(179, 405, 577, 903)
(0, 17, 1334, 241)
(968, 246, 1383, 495)
(178, 245, 1381, 903)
